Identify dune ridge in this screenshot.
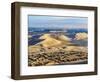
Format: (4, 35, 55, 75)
(35, 33, 71, 47)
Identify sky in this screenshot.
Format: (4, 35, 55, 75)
(28, 15, 88, 29)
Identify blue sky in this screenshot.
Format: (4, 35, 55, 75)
(28, 15, 88, 29)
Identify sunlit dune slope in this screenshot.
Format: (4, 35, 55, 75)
(36, 33, 71, 47)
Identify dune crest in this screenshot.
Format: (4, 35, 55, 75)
(39, 34, 51, 40)
(36, 33, 71, 47)
(58, 35, 71, 41)
(75, 32, 88, 40)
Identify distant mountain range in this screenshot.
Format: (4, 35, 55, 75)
(28, 27, 87, 33)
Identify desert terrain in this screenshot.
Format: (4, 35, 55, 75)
(28, 33, 88, 66)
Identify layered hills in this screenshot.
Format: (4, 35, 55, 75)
(28, 33, 88, 66)
(35, 33, 71, 47)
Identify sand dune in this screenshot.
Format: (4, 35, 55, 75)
(28, 33, 73, 53)
(65, 46, 87, 52)
(38, 34, 61, 47)
(28, 33, 88, 66)
(36, 33, 71, 47)
(39, 34, 51, 39)
(75, 32, 88, 40)
(58, 35, 71, 41)
(39, 34, 71, 41)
